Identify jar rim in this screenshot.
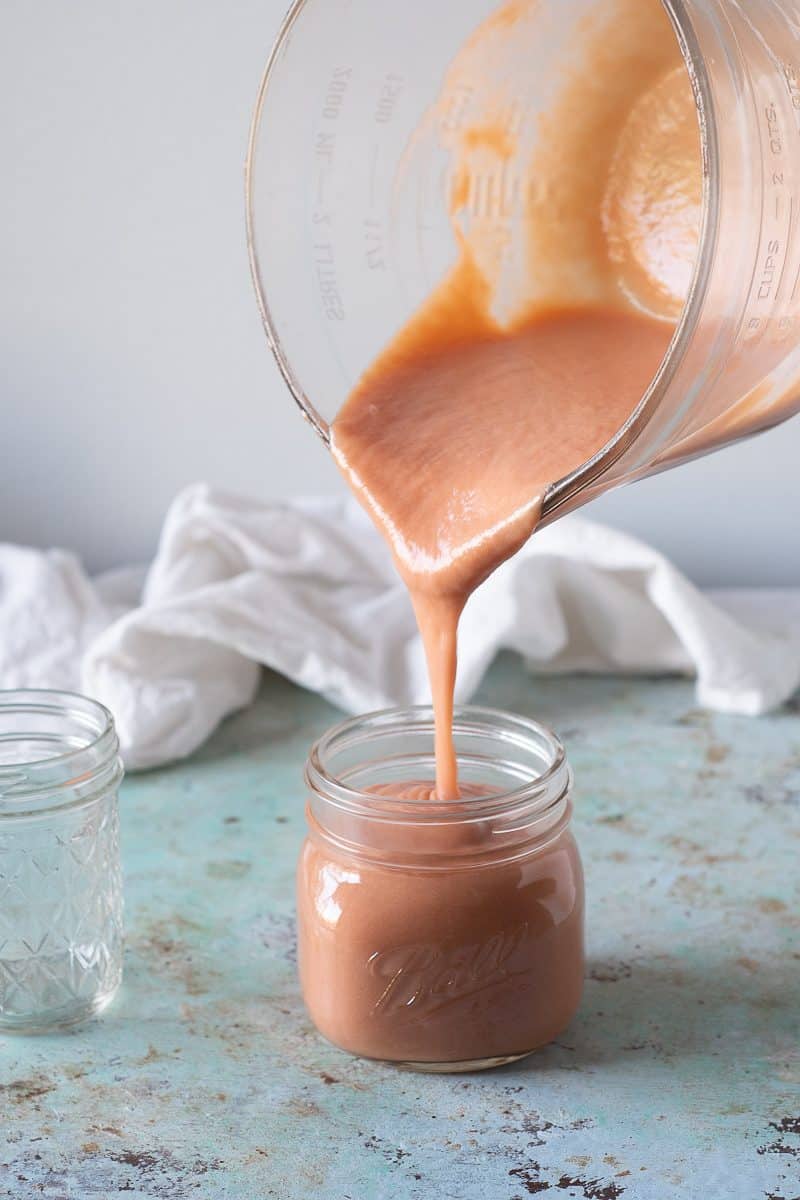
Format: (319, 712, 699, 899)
(0, 689, 122, 816)
(306, 704, 570, 821)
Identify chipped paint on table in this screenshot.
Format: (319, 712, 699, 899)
(2, 656, 799, 1199)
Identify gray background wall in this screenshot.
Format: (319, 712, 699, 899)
(2, 1, 798, 585)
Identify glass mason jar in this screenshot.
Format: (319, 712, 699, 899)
(298, 707, 583, 1072)
(0, 691, 124, 1033)
(248, 0, 800, 525)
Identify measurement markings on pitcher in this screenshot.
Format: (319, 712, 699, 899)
(321, 66, 353, 122)
(745, 98, 793, 330)
(313, 239, 345, 321)
(782, 61, 800, 111)
(375, 73, 404, 125)
(313, 66, 353, 206)
(363, 218, 386, 272)
(314, 130, 336, 206)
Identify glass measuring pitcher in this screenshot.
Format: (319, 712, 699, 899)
(246, 0, 800, 526)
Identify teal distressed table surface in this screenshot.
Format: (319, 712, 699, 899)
(2, 657, 799, 1200)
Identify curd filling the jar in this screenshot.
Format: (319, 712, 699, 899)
(298, 723, 583, 1068)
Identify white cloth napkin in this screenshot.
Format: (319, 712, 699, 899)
(1, 484, 799, 770)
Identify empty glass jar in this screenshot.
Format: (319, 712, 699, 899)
(0, 690, 124, 1033)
